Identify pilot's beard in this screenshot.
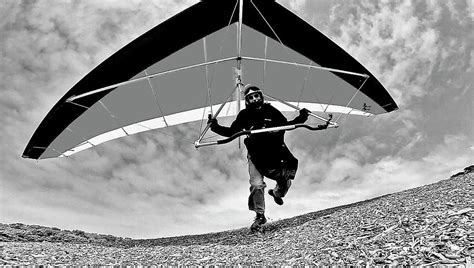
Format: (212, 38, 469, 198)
(247, 100, 263, 110)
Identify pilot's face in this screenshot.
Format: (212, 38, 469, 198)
(247, 92, 261, 104)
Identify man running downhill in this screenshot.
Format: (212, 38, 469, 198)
(209, 84, 315, 231)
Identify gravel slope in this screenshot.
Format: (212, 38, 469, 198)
(1, 167, 472, 266)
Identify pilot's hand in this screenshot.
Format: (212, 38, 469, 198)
(299, 108, 310, 121)
(207, 115, 218, 129)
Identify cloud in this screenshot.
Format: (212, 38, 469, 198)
(279, 0, 308, 12)
(0, 0, 198, 113)
(326, 0, 442, 107)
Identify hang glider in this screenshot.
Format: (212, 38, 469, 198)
(23, 0, 398, 160)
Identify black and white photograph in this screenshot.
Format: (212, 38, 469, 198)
(0, 0, 472, 265)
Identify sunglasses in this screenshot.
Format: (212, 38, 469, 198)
(246, 92, 261, 100)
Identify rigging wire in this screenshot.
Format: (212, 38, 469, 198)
(98, 100, 129, 136)
(250, 0, 289, 56)
(324, 95, 335, 113)
(203, 37, 213, 116)
(201, 133, 221, 141)
(250, 0, 304, 80)
(198, 93, 212, 136)
(250, 0, 328, 118)
(251, 0, 294, 99)
(335, 76, 369, 124)
(296, 61, 312, 109)
(263, 37, 268, 87)
(145, 69, 169, 127)
(195, 82, 242, 145)
(198, 0, 239, 138)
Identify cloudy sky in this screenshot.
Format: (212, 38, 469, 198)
(0, 0, 472, 238)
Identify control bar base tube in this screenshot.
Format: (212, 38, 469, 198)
(194, 123, 336, 148)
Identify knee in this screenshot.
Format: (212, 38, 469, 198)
(249, 172, 265, 189)
(249, 174, 266, 189)
(249, 180, 266, 190)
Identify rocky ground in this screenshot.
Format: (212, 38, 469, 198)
(1, 166, 472, 266)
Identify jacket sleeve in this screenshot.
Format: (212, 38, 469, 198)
(210, 112, 246, 137)
(287, 111, 309, 125)
(268, 104, 308, 125)
(287, 115, 306, 125)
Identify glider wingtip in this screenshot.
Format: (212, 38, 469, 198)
(21, 146, 43, 160)
(384, 102, 399, 113)
(21, 154, 32, 160)
(21, 149, 29, 159)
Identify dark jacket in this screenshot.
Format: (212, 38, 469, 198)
(211, 103, 307, 172)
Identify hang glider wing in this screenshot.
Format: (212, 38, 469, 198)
(23, 0, 397, 160)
